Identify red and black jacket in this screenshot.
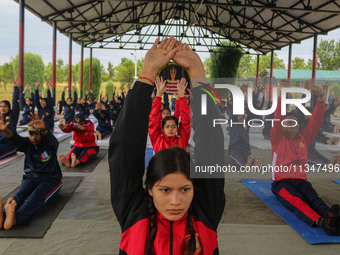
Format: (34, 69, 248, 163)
(62, 120, 97, 148)
(270, 97, 325, 181)
(149, 96, 191, 154)
(109, 81, 225, 254)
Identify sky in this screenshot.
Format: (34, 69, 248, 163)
(1, 0, 340, 69)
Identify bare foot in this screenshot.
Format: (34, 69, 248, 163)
(4, 198, 16, 230)
(0, 196, 3, 230)
(333, 137, 340, 145)
(245, 155, 253, 167)
(254, 157, 262, 167)
(327, 137, 336, 145)
(70, 153, 80, 168)
(96, 131, 102, 140)
(335, 155, 340, 165)
(59, 154, 71, 168)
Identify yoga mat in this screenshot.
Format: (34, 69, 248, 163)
(145, 148, 153, 169)
(60, 149, 108, 173)
(0, 176, 83, 238)
(0, 152, 24, 167)
(96, 137, 111, 149)
(242, 180, 340, 244)
(315, 142, 340, 151)
(332, 180, 340, 185)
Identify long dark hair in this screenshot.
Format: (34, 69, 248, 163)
(144, 148, 196, 255)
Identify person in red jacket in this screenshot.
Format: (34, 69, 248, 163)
(58, 113, 99, 168)
(149, 76, 190, 154)
(271, 79, 340, 235)
(109, 37, 226, 254)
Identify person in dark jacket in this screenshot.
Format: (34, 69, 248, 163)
(93, 102, 113, 140)
(18, 84, 35, 126)
(76, 98, 90, 119)
(107, 101, 120, 127)
(35, 81, 55, 133)
(109, 37, 226, 254)
(0, 113, 62, 230)
(61, 85, 77, 124)
(0, 78, 20, 159)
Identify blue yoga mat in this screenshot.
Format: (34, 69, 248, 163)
(242, 180, 340, 244)
(332, 180, 340, 185)
(145, 148, 153, 168)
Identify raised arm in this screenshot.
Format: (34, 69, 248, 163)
(148, 76, 166, 148)
(109, 37, 178, 231)
(270, 96, 284, 148)
(46, 82, 54, 109)
(10, 79, 20, 131)
(61, 86, 67, 106)
(73, 87, 78, 107)
(148, 96, 163, 145)
(301, 86, 326, 147)
(176, 78, 191, 146)
(190, 85, 225, 230)
(173, 42, 225, 230)
(35, 80, 41, 109)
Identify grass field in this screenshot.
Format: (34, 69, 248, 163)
(0, 81, 123, 103)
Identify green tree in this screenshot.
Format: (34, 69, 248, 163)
(13, 53, 44, 93)
(238, 54, 254, 78)
(1, 62, 14, 90)
(82, 58, 101, 98)
(107, 61, 115, 80)
(44, 63, 53, 82)
(252, 52, 285, 74)
(115, 58, 135, 90)
(210, 42, 243, 99)
(72, 62, 80, 85)
(292, 57, 307, 69)
(63, 64, 69, 83)
(44, 60, 65, 83)
(210, 42, 243, 80)
(317, 39, 340, 70)
(203, 57, 211, 78)
(101, 64, 109, 82)
(105, 81, 114, 101)
(306, 59, 313, 70)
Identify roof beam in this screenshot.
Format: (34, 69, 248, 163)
(52, 19, 321, 35)
(42, 0, 102, 20)
(106, 0, 340, 14)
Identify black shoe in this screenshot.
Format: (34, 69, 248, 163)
(320, 205, 340, 235)
(318, 217, 336, 235)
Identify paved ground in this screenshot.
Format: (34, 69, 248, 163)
(1, 135, 340, 255)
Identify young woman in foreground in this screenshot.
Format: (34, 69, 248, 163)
(109, 37, 226, 254)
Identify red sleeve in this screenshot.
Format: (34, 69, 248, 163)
(62, 122, 75, 133)
(148, 96, 163, 148)
(177, 97, 191, 147)
(270, 96, 284, 148)
(301, 100, 325, 147)
(174, 99, 180, 119)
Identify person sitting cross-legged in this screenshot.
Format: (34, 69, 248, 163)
(58, 114, 99, 168)
(0, 113, 62, 230)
